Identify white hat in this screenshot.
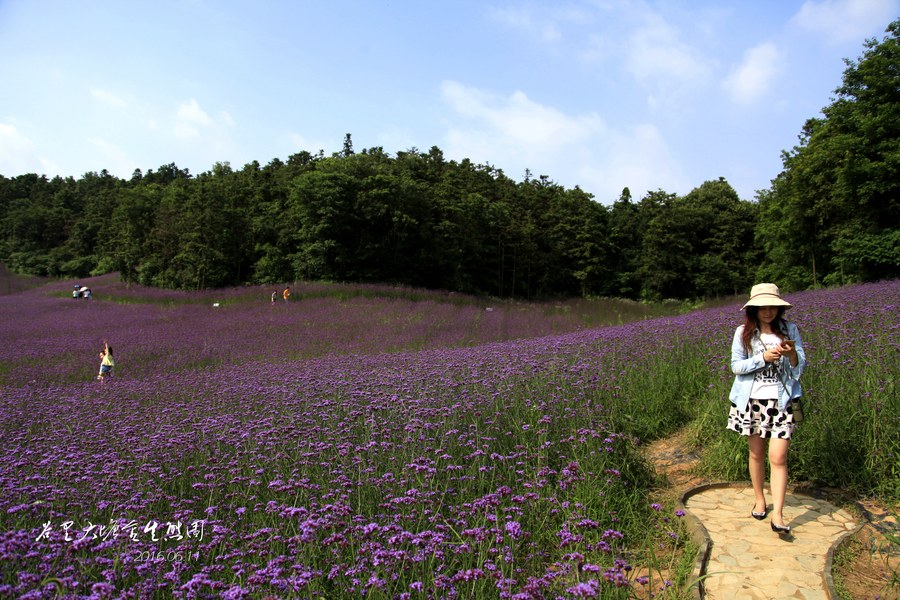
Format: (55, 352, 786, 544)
(742, 283, 792, 309)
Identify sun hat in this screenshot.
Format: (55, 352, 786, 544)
(741, 283, 792, 309)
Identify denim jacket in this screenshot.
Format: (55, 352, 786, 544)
(729, 321, 806, 413)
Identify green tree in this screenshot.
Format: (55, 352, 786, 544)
(640, 180, 757, 300)
(681, 178, 758, 297)
(607, 187, 645, 298)
(289, 163, 360, 281)
(638, 190, 686, 300)
(249, 154, 319, 284)
(758, 18, 900, 287)
(0, 174, 83, 276)
(523, 177, 610, 298)
(101, 185, 161, 283)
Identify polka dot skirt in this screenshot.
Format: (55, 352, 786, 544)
(727, 397, 797, 439)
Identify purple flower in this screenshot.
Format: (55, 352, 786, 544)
(566, 580, 599, 597)
(505, 520, 523, 540)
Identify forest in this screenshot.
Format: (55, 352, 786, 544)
(1, 20, 897, 300)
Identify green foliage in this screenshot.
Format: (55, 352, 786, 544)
(640, 181, 758, 300)
(828, 229, 900, 285)
(758, 18, 900, 288)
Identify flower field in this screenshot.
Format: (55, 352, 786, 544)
(1, 274, 897, 598)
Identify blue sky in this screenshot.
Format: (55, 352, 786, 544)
(1, 0, 897, 203)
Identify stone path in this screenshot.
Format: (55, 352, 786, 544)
(681, 483, 861, 600)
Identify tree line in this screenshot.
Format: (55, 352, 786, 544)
(1, 19, 897, 300)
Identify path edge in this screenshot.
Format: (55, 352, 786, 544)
(677, 481, 867, 600)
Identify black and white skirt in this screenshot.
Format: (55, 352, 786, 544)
(727, 397, 796, 439)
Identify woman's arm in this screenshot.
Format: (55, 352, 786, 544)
(730, 326, 766, 375)
(783, 323, 806, 377)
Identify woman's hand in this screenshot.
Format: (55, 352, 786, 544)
(763, 348, 782, 363)
(780, 341, 799, 367)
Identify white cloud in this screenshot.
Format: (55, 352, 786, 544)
(177, 98, 213, 125)
(488, 6, 565, 43)
(624, 13, 713, 108)
(174, 98, 213, 139)
(172, 98, 234, 149)
(284, 132, 329, 156)
(582, 29, 618, 64)
(489, 6, 533, 30)
(438, 80, 690, 202)
(0, 122, 56, 176)
(87, 137, 134, 176)
(793, 0, 899, 44)
(156, 98, 238, 172)
(578, 123, 690, 202)
(723, 42, 782, 105)
(440, 81, 605, 149)
(90, 88, 127, 108)
(375, 126, 417, 154)
(218, 110, 235, 128)
(173, 123, 200, 140)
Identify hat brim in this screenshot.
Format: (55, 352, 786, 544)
(742, 296, 792, 310)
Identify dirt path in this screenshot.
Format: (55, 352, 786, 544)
(643, 429, 899, 599)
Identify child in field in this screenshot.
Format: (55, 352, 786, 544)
(97, 341, 115, 381)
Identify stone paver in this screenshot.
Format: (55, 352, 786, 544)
(682, 484, 859, 600)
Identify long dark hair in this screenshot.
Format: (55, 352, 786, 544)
(741, 306, 787, 351)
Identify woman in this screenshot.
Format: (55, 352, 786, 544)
(728, 283, 806, 535)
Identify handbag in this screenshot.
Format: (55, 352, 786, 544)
(790, 397, 804, 423)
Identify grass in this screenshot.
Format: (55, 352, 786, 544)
(831, 518, 900, 600)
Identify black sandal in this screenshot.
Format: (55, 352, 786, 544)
(771, 521, 791, 535)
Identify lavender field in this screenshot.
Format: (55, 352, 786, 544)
(1, 274, 897, 599)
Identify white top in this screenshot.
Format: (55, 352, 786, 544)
(749, 332, 782, 400)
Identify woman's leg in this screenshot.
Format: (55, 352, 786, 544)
(748, 434, 767, 514)
(768, 438, 791, 526)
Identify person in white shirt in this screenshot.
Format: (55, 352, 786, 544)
(727, 283, 806, 535)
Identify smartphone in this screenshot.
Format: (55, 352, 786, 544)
(782, 340, 795, 347)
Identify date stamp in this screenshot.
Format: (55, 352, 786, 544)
(135, 549, 197, 563)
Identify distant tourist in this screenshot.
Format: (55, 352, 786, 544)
(271, 290, 277, 305)
(283, 286, 291, 303)
(727, 283, 806, 536)
(97, 341, 115, 382)
(73, 285, 80, 299)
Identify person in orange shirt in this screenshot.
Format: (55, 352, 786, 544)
(282, 286, 291, 303)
